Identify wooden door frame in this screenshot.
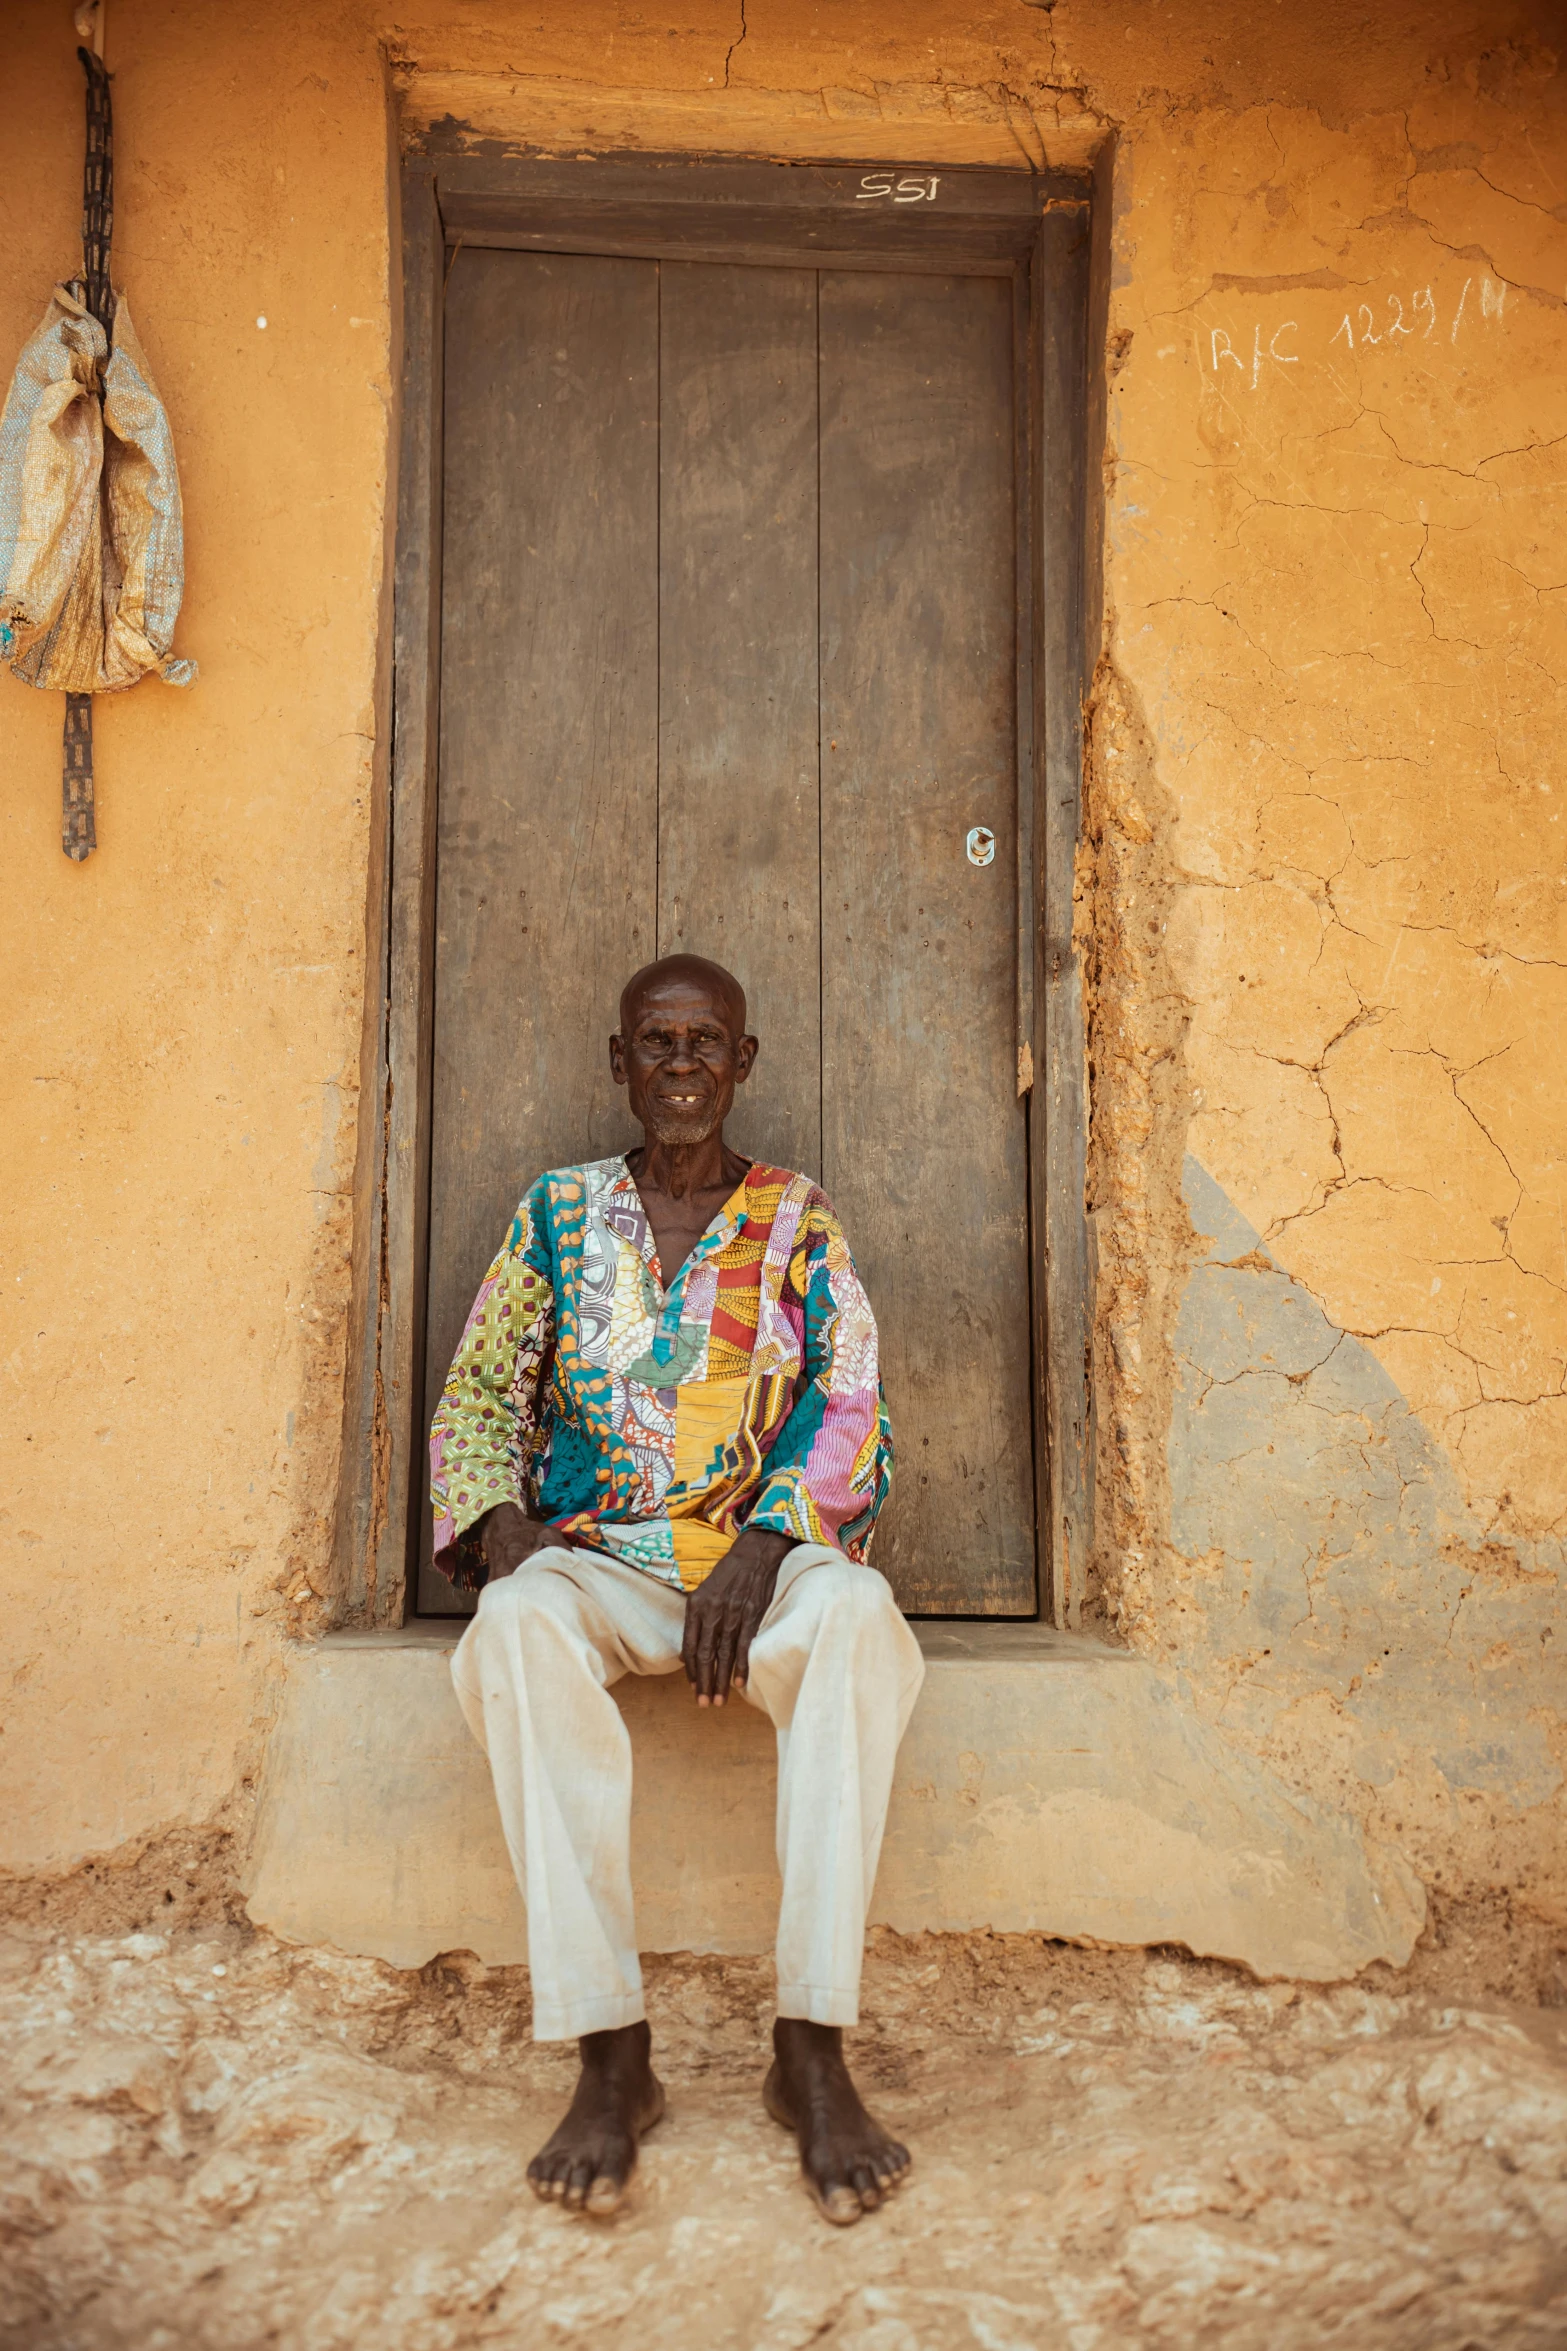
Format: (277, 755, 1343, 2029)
(358, 149, 1103, 1627)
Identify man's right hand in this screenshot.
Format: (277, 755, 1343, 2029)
(478, 1501, 575, 1581)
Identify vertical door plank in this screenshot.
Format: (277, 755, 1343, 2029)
(1034, 207, 1094, 1630)
(382, 162, 444, 1622)
(420, 249, 658, 1610)
(657, 264, 822, 1179)
(819, 270, 1034, 1615)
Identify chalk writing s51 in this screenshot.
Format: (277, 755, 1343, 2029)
(856, 173, 942, 203)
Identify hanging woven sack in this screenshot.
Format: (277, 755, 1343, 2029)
(0, 280, 196, 694)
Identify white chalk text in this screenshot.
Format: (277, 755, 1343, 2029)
(856, 172, 942, 203)
(1202, 276, 1509, 392)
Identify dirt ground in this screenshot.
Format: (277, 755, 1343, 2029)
(3, 1912, 1567, 2351)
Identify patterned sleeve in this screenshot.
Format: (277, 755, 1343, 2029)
(745, 1198, 893, 1561)
(429, 1178, 556, 1589)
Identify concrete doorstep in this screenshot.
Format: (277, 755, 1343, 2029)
(243, 1622, 1425, 1983)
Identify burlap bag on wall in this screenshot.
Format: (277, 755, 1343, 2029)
(0, 282, 196, 694)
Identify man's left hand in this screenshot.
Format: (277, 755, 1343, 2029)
(682, 1527, 794, 1707)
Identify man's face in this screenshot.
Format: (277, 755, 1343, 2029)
(610, 975, 757, 1147)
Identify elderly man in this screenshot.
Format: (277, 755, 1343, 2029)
(430, 953, 925, 2224)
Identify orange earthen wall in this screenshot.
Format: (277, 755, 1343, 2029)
(2, 0, 1563, 1927)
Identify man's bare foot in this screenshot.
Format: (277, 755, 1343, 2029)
(528, 2020, 665, 2215)
(763, 2017, 911, 2225)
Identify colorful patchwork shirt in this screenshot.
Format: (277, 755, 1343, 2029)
(430, 1157, 893, 1591)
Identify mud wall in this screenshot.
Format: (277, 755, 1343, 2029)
(0, 0, 395, 1872)
(1079, 34, 1567, 1920)
(2, 0, 1562, 1931)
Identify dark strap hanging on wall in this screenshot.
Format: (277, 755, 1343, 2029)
(63, 692, 96, 853)
(62, 44, 113, 863)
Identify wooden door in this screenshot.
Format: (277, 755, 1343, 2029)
(420, 246, 1034, 1616)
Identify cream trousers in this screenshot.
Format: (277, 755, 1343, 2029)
(450, 1541, 926, 2041)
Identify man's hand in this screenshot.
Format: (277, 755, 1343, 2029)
(478, 1501, 576, 1581)
(682, 1527, 794, 1707)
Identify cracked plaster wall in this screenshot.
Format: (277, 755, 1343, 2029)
(2, 0, 1563, 1930)
(1168, 1159, 1561, 1921)
(1084, 23, 1567, 1923)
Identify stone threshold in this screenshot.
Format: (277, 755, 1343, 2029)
(245, 1622, 1423, 1984)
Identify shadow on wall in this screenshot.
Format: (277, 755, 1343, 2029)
(1172, 1159, 1562, 1812)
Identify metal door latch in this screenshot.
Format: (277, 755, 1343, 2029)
(966, 826, 996, 867)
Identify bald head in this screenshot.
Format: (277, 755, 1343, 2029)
(619, 954, 746, 1038)
(610, 955, 756, 1149)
